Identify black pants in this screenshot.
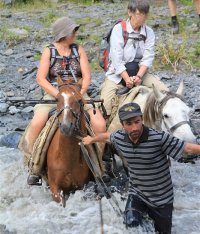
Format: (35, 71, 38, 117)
(124, 195, 173, 234)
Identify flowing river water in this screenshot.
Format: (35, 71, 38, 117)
(0, 146, 200, 234)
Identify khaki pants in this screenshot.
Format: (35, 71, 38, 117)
(100, 73, 168, 115)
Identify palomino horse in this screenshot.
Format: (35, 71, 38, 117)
(108, 82, 197, 143)
(47, 78, 91, 206)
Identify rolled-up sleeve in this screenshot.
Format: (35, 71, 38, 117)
(139, 27, 155, 68)
(109, 24, 127, 75)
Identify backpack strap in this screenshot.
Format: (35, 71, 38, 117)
(120, 20, 128, 46)
(47, 44, 63, 69)
(70, 43, 80, 63)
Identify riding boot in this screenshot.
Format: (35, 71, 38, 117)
(123, 195, 143, 228)
(27, 174, 42, 186)
(116, 87, 130, 96)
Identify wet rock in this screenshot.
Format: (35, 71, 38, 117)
(4, 49, 13, 56)
(0, 11, 12, 18)
(0, 64, 6, 74)
(5, 91, 15, 97)
(8, 106, 20, 114)
(0, 91, 6, 98)
(7, 28, 28, 39)
(0, 132, 22, 148)
(0, 103, 9, 113)
(21, 106, 33, 113)
(28, 84, 38, 92)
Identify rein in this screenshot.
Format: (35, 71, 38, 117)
(158, 92, 190, 133)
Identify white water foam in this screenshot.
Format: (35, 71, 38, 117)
(0, 147, 200, 234)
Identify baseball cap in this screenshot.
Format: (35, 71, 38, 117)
(118, 103, 142, 121)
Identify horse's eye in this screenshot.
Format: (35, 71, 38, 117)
(163, 114, 169, 118)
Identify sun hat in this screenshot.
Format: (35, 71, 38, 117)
(118, 103, 142, 121)
(52, 16, 80, 42)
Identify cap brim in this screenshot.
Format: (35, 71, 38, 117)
(120, 112, 142, 121)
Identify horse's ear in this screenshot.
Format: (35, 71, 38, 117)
(152, 84, 165, 102)
(176, 81, 184, 96)
(57, 75, 63, 86)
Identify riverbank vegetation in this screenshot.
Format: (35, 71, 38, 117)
(0, 0, 199, 72)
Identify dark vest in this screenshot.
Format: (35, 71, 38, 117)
(47, 44, 82, 85)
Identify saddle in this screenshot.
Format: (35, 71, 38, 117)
(19, 112, 104, 182)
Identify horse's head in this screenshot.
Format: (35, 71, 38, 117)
(144, 82, 196, 143)
(56, 77, 84, 136)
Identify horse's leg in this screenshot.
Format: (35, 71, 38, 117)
(50, 184, 66, 206)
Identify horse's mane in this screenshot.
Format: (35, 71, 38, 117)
(143, 91, 161, 129)
(143, 90, 184, 129)
(59, 80, 82, 99)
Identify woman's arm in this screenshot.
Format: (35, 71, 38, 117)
(78, 46, 91, 96)
(36, 47, 59, 98)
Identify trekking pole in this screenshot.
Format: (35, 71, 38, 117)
(0, 98, 57, 104)
(99, 199, 104, 234)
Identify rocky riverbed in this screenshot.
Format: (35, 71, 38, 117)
(0, 0, 200, 139)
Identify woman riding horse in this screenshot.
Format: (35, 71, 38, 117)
(26, 16, 106, 185)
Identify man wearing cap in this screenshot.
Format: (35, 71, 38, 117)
(82, 102, 200, 233)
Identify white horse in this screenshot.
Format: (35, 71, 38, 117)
(108, 82, 196, 143)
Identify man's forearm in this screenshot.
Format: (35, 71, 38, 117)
(91, 132, 111, 143)
(184, 143, 200, 155)
(82, 132, 111, 145)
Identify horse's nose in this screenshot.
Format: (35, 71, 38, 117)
(60, 122, 74, 136)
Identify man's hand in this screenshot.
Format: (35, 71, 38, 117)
(82, 136, 93, 145)
(130, 76, 142, 86)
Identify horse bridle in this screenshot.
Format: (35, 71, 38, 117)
(56, 84, 85, 136)
(158, 92, 191, 134)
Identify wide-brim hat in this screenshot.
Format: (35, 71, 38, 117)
(52, 16, 80, 42)
(118, 103, 142, 121)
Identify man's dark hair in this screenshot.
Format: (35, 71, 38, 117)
(128, 0, 150, 14)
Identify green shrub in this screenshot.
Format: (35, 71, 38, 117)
(155, 37, 193, 72)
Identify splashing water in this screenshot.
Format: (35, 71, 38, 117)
(0, 147, 200, 234)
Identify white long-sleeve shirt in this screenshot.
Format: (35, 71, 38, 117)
(106, 19, 155, 84)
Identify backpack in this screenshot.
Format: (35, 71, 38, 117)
(98, 19, 147, 72)
(98, 19, 128, 71)
(47, 43, 80, 69)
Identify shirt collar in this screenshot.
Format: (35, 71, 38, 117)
(126, 19, 147, 39)
(124, 125, 149, 144)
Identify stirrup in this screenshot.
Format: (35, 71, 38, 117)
(27, 175, 42, 186)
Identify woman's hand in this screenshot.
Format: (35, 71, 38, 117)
(124, 77, 134, 88)
(131, 76, 142, 86)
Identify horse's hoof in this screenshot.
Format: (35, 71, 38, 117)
(27, 175, 42, 186)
